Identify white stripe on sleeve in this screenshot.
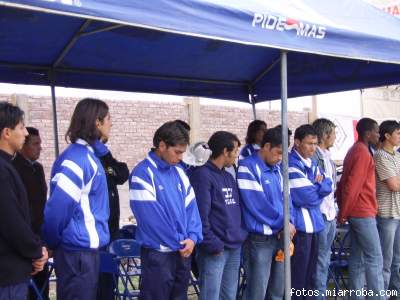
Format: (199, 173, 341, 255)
(52, 173, 82, 202)
(238, 179, 263, 192)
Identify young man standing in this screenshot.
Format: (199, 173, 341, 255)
(374, 120, 400, 294)
(337, 118, 384, 299)
(311, 118, 337, 299)
(12, 127, 49, 300)
(289, 124, 332, 299)
(238, 126, 296, 300)
(43, 98, 111, 300)
(0, 102, 48, 300)
(130, 121, 203, 300)
(190, 131, 247, 300)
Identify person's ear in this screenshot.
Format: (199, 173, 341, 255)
(159, 141, 167, 152)
(1, 128, 10, 140)
(294, 138, 300, 148)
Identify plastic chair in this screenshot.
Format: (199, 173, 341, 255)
(328, 229, 350, 294)
(109, 239, 142, 300)
(118, 225, 137, 240)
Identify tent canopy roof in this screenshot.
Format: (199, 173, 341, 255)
(1, 0, 400, 102)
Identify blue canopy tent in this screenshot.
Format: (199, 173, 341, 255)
(1, 1, 400, 297)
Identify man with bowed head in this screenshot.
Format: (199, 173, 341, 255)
(130, 120, 203, 300)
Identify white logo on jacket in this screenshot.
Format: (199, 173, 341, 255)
(222, 188, 236, 205)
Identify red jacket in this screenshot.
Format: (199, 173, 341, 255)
(337, 141, 377, 223)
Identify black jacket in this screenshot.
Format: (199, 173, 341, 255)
(0, 150, 42, 287)
(12, 153, 47, 236)
(100, 152, 129, 241)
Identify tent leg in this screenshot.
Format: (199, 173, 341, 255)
(281, 50, 291, 300)
(50, 84, 60, 158)
(251, 100, 257, 120)
(249, 93, 257, 120)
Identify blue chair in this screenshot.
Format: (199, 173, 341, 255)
(329, 229, 350, 294)
(118, 225, 137, 240)
(109, 239, 142, 300)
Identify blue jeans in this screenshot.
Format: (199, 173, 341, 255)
(348, 217, 384, 300)
(377, 217, 400, 294)
(243, 234, 283, 300)
(0, 281, 28, 300)
(315, 218, 336, 300)
(196, 247, 241, 300)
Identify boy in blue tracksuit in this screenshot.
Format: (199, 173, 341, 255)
(238, 126, 296, 300)
(289, 124, 332, 300)
(43, 98, 111, 300)
(190, 131, 247, 300)
(130, 121, 203, 300)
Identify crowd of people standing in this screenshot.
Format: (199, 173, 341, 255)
(1, 98, 400, 300)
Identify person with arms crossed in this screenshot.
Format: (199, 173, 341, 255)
(289, 124, 332, 300)
(374, 120, 400, 295)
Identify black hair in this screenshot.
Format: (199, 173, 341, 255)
(273, 125, 292, 137)
(379, 120, 400, 142)
(245, 120, 267, 144)
(26, 127, 39, 136)
(260, 127, 284, 148)
(356, 118, 378, 139)
(174, 119, 191, 132)
(294, 124, 317, 141)
(208, 131, 241, 159)
(312, 118, 336, 144)
(0, 101, 24, 135)
(25, 127, 40, 144)
(65, 98, 109, 144)
(153, 121, 190, 148)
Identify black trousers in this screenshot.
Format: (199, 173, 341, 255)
(140, 248, 191, 300)
(291, 232, 320, 300)
(54, 248, 99, 300)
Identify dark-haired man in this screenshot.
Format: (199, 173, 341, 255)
(289, 124, 332, 300)
(12, 127, 49, 300)
(238, 126, 295, 300)
(375, 120, 400, 294)
(239, 120, 267, 160)
(0, 102, 48, 300)
(190, 131, 247, 300)
(43, 98, 111, 300)
(130, 121, 203, 300)
(337, 117, 384, 299)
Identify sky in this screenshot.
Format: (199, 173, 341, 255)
(0, 83, 362, 118)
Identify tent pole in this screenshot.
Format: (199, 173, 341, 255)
(281, 50, 291, 300)
(248, 92, 257, 120)
(50, 77, 60, 158)
(252, 100, 257, 120)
